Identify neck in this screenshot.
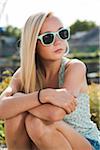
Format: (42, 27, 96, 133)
(40, 59, 62, 80)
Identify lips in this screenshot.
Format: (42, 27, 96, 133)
(54, 49, 63, 53)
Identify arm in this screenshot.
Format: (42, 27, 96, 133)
(0, 69, 40, 120)
(0, 69, 65, 121)
(28, 104, 66, 122)
(62, 59, 87, 97)
(33, 60, 86, 114)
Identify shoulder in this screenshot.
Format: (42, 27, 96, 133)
(12, 67, 21, 78)
(9, 67, 22, 91)
(0, 68, 22, 97)
(62, 59, 87, 96)
(65, 58, 86, 74)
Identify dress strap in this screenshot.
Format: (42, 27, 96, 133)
(58, 57, 70, 87)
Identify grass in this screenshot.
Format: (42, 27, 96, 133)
(0, 120, 5, 145)
(68, 51, 100, 63)
(88, 83, 100, 129)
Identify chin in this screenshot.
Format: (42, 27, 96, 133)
(51, 54, 64, 61)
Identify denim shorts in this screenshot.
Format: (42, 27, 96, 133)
(86, 138, 100, 150)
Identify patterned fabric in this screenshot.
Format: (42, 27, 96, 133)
(58, 57, 100, 143)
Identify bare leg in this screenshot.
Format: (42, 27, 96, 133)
(53, 121, 92, 150)
(5, 112, 37, 150)
(25, 114, 72, 150)
(25, 114, 92, 150)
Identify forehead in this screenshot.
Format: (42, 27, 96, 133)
(40, 16, 63, 33)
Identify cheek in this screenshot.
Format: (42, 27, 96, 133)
(36, 41, 51, 58)
(36, 41, 42, 53)
(36, 41, 46, 56)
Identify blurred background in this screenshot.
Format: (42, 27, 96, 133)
(0, 0, 100, 148)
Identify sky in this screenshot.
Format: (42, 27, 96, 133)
(0, 0, 100, 28)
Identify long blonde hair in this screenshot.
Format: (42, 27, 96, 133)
(20, 12, 52, 93)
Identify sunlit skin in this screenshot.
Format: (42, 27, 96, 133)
(37, 16, 67, 60)
(0, 15, 93, 150)
(36, 16, 67, 84)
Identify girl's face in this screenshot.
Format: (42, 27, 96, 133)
(36, 15, 68, 61)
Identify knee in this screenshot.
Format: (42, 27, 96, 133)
(25, 114, 45, 139)
(5, 112, 27, 129)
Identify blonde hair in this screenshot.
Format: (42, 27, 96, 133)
(20, 12, 52, 93)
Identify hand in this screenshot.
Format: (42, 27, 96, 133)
(5, 87, 14, 96)
(41, 88, 77, 114)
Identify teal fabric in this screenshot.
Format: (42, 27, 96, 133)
(86, 138, 100, 150)
(58, 57, 100, 142)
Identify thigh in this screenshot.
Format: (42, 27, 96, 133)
(5, 112, 32, 150)
(5, 112, 27, 136)
(31, 143, 39, 150)
(38, 124, 72, 150)
(25, 114, 72, 150)
(31, 122, 72, 150)
(52, 121, 92, 150)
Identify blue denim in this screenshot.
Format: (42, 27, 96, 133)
(86, 138, 100, 150)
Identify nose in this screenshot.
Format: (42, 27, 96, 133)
(54, 34, 61, 46)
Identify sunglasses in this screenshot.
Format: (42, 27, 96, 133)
(38, 28, 70, 46)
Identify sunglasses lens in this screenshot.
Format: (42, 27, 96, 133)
(59, 29, 69, 39)
(43, 34, 54, 45)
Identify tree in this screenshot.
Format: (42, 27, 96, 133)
(4, 25, 21, 39)
(70, 20, 97, 35)
(12, 27, 21, 39)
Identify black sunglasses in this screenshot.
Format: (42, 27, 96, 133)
(38, 28, 70, 46)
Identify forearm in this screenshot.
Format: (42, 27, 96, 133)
(0, 92, 40, 120)
(38, 88, 77, 114)
(28, 103, 66, 122)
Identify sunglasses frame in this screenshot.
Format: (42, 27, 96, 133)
(38, 27, 70, 46)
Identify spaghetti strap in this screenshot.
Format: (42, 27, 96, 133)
(58, 57, 100, 144)
(58, 57, 70, 87)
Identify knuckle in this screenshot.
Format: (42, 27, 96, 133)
(66, 109, 71, 114)
(64, 102, 68, 108)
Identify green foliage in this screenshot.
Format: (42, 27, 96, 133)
(6, 25, 13, 35)
(4, 25, 21, 39)
(88, 83, 100, 129)
(12, 27, 21, 39)
(0, 120, 5, 144)
(0, 72, 100, 144)
(0, 70, 13, 94)
(70, 20, 97, 35)
(68, 50, 100, 63)
(0, 70, 12, 145)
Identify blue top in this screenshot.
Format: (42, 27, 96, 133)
(58, 57, 100, 142)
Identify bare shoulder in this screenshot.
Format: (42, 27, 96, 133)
(9, 67, 22, 91)
(0, 68, 22, 98)
(65, 58, 86, 74)
(63, 59, 87, 96)
(8, 68, 21, 93)
(12, 67, 21, 77)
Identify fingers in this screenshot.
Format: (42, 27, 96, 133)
(64, 98, 77, 114)
(73, 98, 77, 107)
